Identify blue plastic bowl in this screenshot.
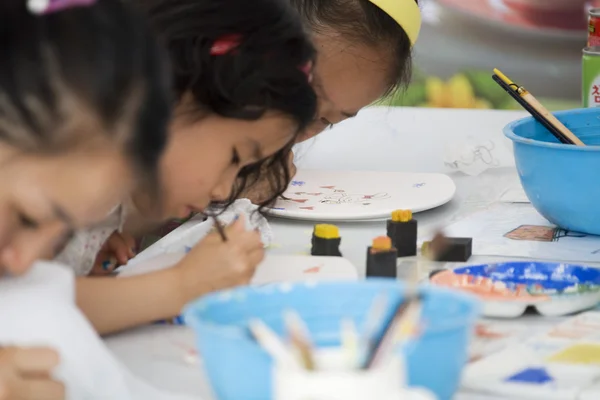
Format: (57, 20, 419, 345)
(504, 108, 600, 235)
(184, 280, 479, 400)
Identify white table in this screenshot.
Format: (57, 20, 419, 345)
(106, 107, 586, 400)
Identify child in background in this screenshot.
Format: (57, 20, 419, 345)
(56, 0, 318, 335)
(0, 0, 172, 397)
(243, 0, 422, 203)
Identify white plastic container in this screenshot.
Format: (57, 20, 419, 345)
(273, 349, 437, 400)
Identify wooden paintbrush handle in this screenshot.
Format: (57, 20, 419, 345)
(524, 94, 585, 146)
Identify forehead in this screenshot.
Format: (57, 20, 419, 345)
(314, 34, 393, 112)
(3, 147, 132, 227)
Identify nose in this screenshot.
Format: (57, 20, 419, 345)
(210, 172, 236, 202)
(1, 222, 66, 276)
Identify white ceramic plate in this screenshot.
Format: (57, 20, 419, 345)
(250, 255, 358, 285)
(119, 253, 359, 286)
(267, 170, 456, 221)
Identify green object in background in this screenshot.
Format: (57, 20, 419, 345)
(381, 69, 579, 111)
(583, 47, 600, 108)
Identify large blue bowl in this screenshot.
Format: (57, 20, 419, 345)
(504, 108, 600, 235)
(184, 280, 479, 400)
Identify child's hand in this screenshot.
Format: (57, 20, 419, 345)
(174, 214, 264, 303)
(0, 346, 64, 400)
(90, 231, 136, 276)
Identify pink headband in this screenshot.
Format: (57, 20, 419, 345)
(27, 0, 97, 15)
(210, 34, 314, 82)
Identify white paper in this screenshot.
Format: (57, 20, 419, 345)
(443, 137, 509, 177)
(434, 203, 600, 263)
(499, 186, 530, 204)
(131, 198, 272, 265)
(0, 262, 197, 400)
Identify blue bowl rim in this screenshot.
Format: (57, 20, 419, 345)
(504, 107, 600, 151)
(182, 279, 481, 339)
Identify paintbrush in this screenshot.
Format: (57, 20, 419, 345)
(207, 212, 227, 242)
(363, 289, 422, 369)
(358, 294, 389, 367)
(249, 319, 300, 369)
(491, 75, 573, 145)
(341, 318, 359, 368)
(284, 311, 316, 370)
(493, 68, 584, 146)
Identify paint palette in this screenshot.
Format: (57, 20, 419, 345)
(429, 262, 600, 318)
(267, 170, 456, 221)
(463, 311, 600, 400)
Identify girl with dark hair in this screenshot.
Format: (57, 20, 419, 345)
(0, 0, 172, 398)
(55, 0, 318, 335)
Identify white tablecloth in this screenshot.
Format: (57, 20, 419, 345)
(105, 107, 589, 400)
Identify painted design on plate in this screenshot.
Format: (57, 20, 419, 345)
(506, 367, 554, 384)
(269, 171, 456, 219)
(430, 270, 546, 301)
(303, 265, 322, 274)
(430, 262, 600, 301)
(319, 192, 390, 205)
(547, 344, 600, 365)
(281, 184, 391, 207)
(290, 180, 305, 187)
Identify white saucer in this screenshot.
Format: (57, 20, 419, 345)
(267, 170, 456, 221)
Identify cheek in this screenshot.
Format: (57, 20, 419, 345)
(0, 204, 16, 254)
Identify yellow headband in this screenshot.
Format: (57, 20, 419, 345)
(368, 0, 422, 46)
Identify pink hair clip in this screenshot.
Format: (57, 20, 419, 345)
(210, 34, 313, 83)
(299, 61, 313, 83)
(210, 34, 243, 56)
(27, 0, 97, 15)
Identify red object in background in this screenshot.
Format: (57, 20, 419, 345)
(502, 0, 588, 30)
(590, 9, 600, 46)
(438, 0, 587, 32)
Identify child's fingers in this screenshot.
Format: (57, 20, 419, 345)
(223, 214, 246, 237)
(107, 233, 134, 264)
(121, 233, 137, 258)
(236, 230, 264, 252)
(12, 378, 66, 400)
(3, 347, 59, 374)
(246, 247, 265, 269)
(113, 246, 130, 265)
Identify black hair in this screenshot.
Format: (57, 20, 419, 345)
(0, 0, 171, 190)
(136, 0, 318, 209)
(290, 0, 419, 94)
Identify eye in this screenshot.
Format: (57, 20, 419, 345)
(231, 148, 241, 166)
(320, 118, 333, 129)
(18, 213, 38, 229)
